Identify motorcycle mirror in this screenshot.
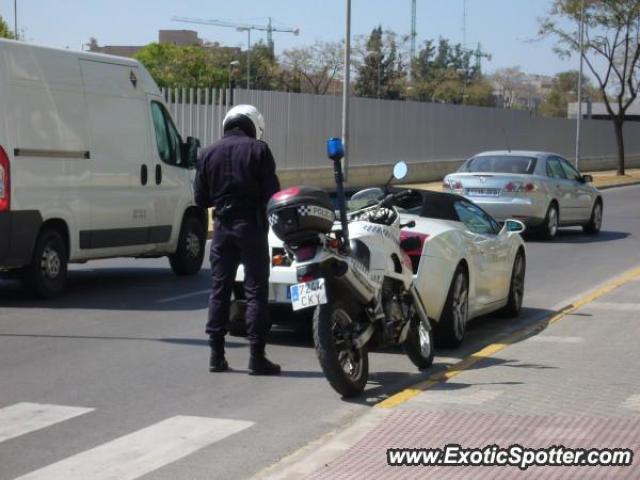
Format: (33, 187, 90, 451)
(393, 161, 408, 181)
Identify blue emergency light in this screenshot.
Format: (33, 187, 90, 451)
(327, 137, 344, 161)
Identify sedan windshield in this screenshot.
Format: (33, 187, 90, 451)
(461, 155, 537, 174)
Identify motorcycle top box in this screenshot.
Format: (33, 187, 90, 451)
(267, 186, 335, 242)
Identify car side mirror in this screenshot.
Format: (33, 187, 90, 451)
(504, 219, 526, 234)
(182, 136, 200, 168)
(582, 174, 593, 183)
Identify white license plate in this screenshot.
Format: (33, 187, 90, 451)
(289, 279, 327, 311)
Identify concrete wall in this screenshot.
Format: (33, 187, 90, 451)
(162, 88, 640, 188)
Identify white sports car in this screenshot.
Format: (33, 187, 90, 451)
(232, 189, 527, 348)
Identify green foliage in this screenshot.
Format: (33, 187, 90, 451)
(134, 43, 226, 88)
(0, 15, 15, 39)
(408, 38, 493, 106)
(354, 26, 407, 100)
(540, 70, 598, 117)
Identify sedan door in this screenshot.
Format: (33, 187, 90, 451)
(545, 156, 576, 222)
(559, 157, 595, 222)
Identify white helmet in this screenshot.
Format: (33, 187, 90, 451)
(223, 104, 265, 140)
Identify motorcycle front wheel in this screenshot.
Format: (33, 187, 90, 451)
(313, 301, 369, 398)
(403, 316, 434, 370)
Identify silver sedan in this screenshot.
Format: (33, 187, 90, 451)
(442, 151, 603, 239)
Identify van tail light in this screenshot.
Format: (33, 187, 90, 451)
(0, 146, 10, 212)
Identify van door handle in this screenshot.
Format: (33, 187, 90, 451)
(141, 165, 148, 186)
(155, 164, 162, 185)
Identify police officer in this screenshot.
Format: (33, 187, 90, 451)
(194, 104, 281, 375)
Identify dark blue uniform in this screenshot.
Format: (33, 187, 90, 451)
(194, 128, 280, 347)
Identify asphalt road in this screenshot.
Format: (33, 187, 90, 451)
(1, 184, 639, 480)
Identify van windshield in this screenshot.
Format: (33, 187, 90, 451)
(460, 155, 537, 174)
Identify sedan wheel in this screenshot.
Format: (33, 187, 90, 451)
(541, 204, 559, 240)
(435, 266, 468, 348)
(583, 201, 603, 234)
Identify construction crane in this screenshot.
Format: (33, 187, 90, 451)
(409, 0, 417, 81)
(172, 16, 300, 90)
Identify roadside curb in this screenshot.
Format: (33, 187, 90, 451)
(597, 180, 640, 190)
(257, 264, 640, 479)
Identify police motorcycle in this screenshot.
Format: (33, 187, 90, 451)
(266, 138, 433, 397)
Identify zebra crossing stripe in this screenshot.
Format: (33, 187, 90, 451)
(15, 415, 254, 480)
(0, 402, 94, 443)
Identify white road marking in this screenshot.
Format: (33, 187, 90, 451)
(15, 415, 254, 480)
(156, 289, 210, 304)
(0, 403, 94, 443)
(530, 336, 585, 344)
(622, 394, 640, 412)
(410, 390, 503, 406)
(587, 302, 640, 312)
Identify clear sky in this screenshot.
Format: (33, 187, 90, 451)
(0, 0, 580, 77)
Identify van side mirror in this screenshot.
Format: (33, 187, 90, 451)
(582, 174, 593, 183)
(182, 137, 200, 168)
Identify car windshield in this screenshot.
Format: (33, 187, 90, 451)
(461, 155, 537, 174)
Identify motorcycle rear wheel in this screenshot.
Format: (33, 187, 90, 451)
(313, 301, 369, 398)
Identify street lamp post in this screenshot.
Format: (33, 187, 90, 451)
(342, 0, 352, 182)
(14, 0, 18, 40)
(576, 0, 585, 169)
(228, 60, 240, 105)
(237, 27, 251, 90)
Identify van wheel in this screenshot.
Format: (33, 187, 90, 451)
(169, 216, 206, 276)
(22, 229, 68, 298)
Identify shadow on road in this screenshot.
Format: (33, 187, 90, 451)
(0, 267, 211, 311)
(526, 229, 629, 244)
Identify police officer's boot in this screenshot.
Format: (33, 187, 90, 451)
(248, 343, 281, 376)
(209, 336, 229, 372)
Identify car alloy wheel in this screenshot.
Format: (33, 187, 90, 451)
(593, 203, 603, 231)
(547, 207, 558, 237)
(512, 255, 525, 311)
(452, 272, 468, 341)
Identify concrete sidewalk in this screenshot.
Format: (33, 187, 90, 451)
(257, 272, 640, 479)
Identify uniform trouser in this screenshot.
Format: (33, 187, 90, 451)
(206, 217, 271, 346)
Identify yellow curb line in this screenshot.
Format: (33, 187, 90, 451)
(376, 265, 640, 409)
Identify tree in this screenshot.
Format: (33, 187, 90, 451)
(280, 40, 344, 94)
(354, 27, 407, 99)
(491, 67, 528, 109)
(540, 0, 640, 175)
(408, 38, 493, 106)
(0, 15, 15, 39)
(134, 43, 226, 88)
(540, 70, 599, 117)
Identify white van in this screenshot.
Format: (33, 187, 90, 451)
(0, 39, 207, 297)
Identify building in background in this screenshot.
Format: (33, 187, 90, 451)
(568, 101, 640, 121)
(87, 30, 224, 57)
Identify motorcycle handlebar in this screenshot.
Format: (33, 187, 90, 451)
(380, 189, 414, 208)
